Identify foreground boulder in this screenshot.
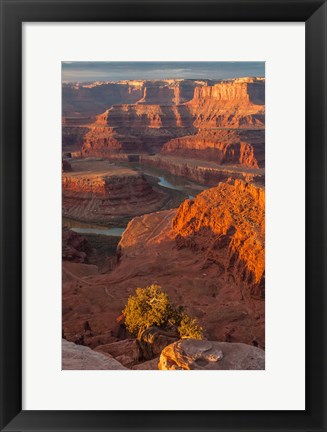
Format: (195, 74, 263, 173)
(62, 339, 127, 370)
(95, 339, 140, 368)
(158, 339, 265, 370)
(138, 326, 179, 360)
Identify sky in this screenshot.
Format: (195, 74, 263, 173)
(62, 61, 265, 82)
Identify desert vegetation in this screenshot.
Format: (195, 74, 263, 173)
(122, 284, 203, 340)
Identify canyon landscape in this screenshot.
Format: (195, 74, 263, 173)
(62, 62, 265, 370)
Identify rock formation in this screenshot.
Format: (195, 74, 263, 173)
(62, 159, 72, 172)
(62, 179, 264, 350)
(161, 129, 265, 168)
(158, 339, 265, 370)
(62, 81, 145, 118)
(137, 326, 179, 360)
(62, 76, 266, 368)
(116, 179, 265, 346)
(62, 79, 205, 118)
(62, 339, 127, 370)
(62, 228, 92, 263)
(187, 77, 265, 128)
(62, 78, 265, 167)
(140, 154, 264, 186)
(62, 158, 168, 224)
(173, 179, 265, 292)
(94, 339, 140, 368)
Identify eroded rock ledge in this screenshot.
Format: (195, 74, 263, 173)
(158, 339, 265, 370)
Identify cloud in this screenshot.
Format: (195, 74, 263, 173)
(61, 61, 265, 82)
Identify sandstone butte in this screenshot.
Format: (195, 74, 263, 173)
(62, 179, 265, 361)
(62, 78, 265, 174)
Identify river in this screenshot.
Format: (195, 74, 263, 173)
(62, 218, 126, 237)
(128, 162, 206, 199)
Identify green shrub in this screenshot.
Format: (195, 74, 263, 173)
(122, 284, 203, 340)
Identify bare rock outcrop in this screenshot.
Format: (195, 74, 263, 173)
(140, 154, 264, 186)
(95, 339, 141, 368)
(173, 179, 265, 291)
(62, 158, 167, 224)
(161, 129, 265, 169)
(62, 180, 265, 350)
(138, 326, 179, 360)
(62, 339, 127, 370)
(187, 77, 265, 128)
(107, 179, 265, 347)
(62, 81, 144, 118)
(158, 339, 265, 370)
(62, 228, 91, 263)
(75, 77, 264, 157)
(132, 357, 160, 370)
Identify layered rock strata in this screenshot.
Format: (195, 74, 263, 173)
(72, 78, 265, 160)
(162, 129, 265, 168)
(140, 155, 264, 186)
(187, 77, 265, 128)
(62, 159, 167, 224)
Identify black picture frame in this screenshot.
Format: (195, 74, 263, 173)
(0, 0, 326, 431)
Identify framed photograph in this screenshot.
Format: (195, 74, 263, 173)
(0, 0, 326, 431)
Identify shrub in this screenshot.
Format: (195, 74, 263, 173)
(178, 313, 203, 340)
(123, 285, 171, 337)
(122, 284, 203, 340)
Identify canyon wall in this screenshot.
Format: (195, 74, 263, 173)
(139, 155, 264, 186)
(63, 78, 265, 165)
(62, 79, 204, 118)
(161, 129, 265, 168)
(81, 104, 196, 156)
(62, 81, 144, 118)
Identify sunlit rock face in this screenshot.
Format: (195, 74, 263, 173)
(62, 179, 265, 351)
(114, 179, 265, 348)
(158, 339, 265, 370)
(173, 179, 265, 290)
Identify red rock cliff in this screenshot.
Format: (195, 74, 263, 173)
(187, 78, 265, 128)
(173, 180, 265, 290)
(161, 129, 265, 168)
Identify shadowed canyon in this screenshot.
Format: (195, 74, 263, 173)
(62, 75, 265, 370)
